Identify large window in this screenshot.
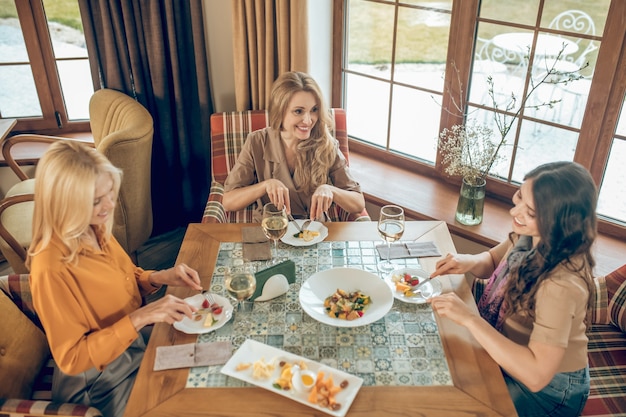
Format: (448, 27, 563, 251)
(0, 0, 93, 133)
(336, 0, 626, 237)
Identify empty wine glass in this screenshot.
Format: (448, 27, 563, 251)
(225, 261, 257, 327)
(261, 202, 289, 265)
(378, 205, 405, 272)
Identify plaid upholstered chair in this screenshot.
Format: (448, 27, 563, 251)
(0, 274, 102, 417)
(472, 265, 626, 416)
(202, 109, 370, 223)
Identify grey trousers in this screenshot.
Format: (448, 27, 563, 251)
(51, 327, 151, 417)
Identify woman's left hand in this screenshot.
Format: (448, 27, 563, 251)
(427, 292, 477, 327)
(311, 184, 334, 220)
(150, 263, 203, 291)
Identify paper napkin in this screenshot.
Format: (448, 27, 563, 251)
(153, 341, 233, 371)
(242, 226, 272, 261)
(376, 241, 441, 260)
(250, 260, 296, 301)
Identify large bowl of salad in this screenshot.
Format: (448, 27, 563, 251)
(299, 267, 393, 327)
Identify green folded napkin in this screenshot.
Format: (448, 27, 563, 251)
(250, 260, 296, 301)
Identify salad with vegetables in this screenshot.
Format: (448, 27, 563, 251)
(323, 288, 371, 320)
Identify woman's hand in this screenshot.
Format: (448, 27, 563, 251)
(430, 253, 478, 278)
(129, 294, 197, 330)
(264, 179, 291, 213)
(310, 184, 334, 220)
(149, 263, 203, 291)
(427, 292, 476, 327)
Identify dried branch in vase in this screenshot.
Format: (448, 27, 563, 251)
(438, 46, 587, 185)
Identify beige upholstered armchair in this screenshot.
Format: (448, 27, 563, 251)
(0, 89, 154, 272)
(89, 88, 154, 256)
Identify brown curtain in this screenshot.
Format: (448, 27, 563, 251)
(232, 0, 309, 110)
(79, 0, 213, 235)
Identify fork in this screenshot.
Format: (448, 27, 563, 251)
(202, 290, 216, 306)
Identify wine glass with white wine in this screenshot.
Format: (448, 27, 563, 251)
(261, 202, 289, 265)
(378, 205, 405, 273)
(225, 261, 257, 327)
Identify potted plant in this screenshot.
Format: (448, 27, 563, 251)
(439, 50, 586, 226)
(439, 121, 500, 225)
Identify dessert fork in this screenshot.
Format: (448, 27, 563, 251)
(202, 290, 216, 305)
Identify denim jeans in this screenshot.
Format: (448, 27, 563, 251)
(504, 366, 589, 417)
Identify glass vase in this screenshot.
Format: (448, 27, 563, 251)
(455, 178, 486, 226)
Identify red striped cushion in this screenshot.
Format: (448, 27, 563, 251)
(210, 110, 269, 184)
(0, 398, 102, 416)
(583, 324, 626, 415)
(1, 274, 42, 330)
(605, 265, 626, 332)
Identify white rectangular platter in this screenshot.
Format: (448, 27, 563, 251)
(221, 339, 363, 417)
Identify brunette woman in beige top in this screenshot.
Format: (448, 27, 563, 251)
(429, 162, 597, 417)
(223, 71, 365, 222)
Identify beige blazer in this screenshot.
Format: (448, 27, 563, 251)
(224, 127, 362, 221)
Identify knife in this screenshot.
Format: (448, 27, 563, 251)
(409, 276, 437, 296)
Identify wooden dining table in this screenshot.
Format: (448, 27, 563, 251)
(124, 221, 517, 417)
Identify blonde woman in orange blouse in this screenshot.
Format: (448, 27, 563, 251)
(28, 140, 203, 417)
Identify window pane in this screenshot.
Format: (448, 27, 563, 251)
(0, 6, 42, 118)
(41, 0, 93, 121)
(345, 74, 390, 148)
(540, 1, 610, 36)
(464, 106, 518, 181)
(57, 60, 93, 120)
(597, 139, 626, 224)
(597, 97, 626, 224)
(0, 65, 43, 117)
(0, 13, 29, 62)
(616, 97, 626, 137)
(43, 0, 88, 59)
(479, 0, 540, 26)
(389, 86, 439, 163)
(346, 0, 394, 79)
(470, 24, 528, 110)
(399, 0, 451, 10)
(395, 6, 449, 91)
(511, 123, 577, 182)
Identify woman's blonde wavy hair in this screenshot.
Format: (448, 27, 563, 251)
(268, 71, 337, 195)
(26, 140, 122, 267)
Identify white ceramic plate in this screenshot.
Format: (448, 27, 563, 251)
(281, 220, 328, 247)
(299, 267, 393, 327)
(384, 267, 442, 304)
(173, 293, 233, 334)
(221, 339, 363, 417)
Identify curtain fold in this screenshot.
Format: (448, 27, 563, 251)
(79, 0, 213, 235)
(232, 0, 308, 110)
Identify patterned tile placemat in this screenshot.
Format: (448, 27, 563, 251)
(186, 240, 452, 388)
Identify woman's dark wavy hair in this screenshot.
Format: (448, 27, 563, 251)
(504, 161, 597, 319)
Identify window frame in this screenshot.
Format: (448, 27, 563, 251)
(4, 0, 92, 134)
(332, 0, 626, 239)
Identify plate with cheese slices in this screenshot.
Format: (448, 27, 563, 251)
(173, 293, 233, 334)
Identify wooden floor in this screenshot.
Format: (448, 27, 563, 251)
(0, 227, 187, 276)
